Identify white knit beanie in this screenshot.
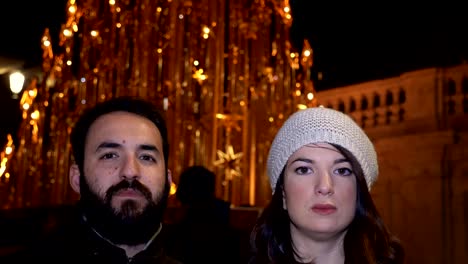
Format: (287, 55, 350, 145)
(267, 107, 378, 192)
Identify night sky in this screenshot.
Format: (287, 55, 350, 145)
(0, 0, 68, 67)
(0, 0, 67, 146)
(0, 1, 467, 144)
(1, 1, 467, 88)
(289, 2, 468, 90)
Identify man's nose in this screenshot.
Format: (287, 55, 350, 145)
(121, 156, 141, 180)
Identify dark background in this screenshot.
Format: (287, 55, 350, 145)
(0, 0, 68, 146)
(0, 1, 67, 67)
(289, 2, 468, 89)
(0, 1, 467, 145)
(1, 1, 467, 88)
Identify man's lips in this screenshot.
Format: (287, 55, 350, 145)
(114, 188, 143, 198)
(311, 204, 337, 215)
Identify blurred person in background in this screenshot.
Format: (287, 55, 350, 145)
(166, 165, 240, 264)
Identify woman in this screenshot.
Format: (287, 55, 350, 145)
(250, 107, 404, 264)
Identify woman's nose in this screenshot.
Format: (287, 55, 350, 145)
(316, 171, 334, 196)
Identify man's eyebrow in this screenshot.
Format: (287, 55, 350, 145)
(139, 144, 159, 153)
(95, 142, 161, 154)
(95, 142, 121, 152)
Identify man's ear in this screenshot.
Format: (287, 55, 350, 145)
(167, 169, 173, 185)
(69, 164, 81, 194)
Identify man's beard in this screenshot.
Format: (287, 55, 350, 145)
(78, 175, 169, 246)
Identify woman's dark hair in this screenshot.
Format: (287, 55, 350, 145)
(250, 144, 404, 264)
(69, 96, 169, 174)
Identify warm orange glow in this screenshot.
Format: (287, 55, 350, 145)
(63, 29, 72, 37)
(2, 0, 318, 208)
(0, 134, 14, 178)
(68, 5, 76, 14)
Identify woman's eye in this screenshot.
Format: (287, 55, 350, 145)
(295, 166, 311, 175)
(336, 167, 352, 176)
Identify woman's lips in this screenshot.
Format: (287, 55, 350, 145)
(311, 204, 337, 215)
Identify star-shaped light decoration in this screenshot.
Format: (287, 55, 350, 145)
(216, 112, 243, 132)
(213, 144, 243, 181)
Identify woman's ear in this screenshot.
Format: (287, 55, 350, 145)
(282, 188, 287, 210)
(69, 164, 81, 194)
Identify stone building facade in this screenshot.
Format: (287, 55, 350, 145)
(317, 64, 468, 264)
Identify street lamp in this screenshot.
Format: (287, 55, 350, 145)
(9, 71, 25, 99)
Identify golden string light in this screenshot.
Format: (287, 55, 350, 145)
(1, 0, 316, 208)
(0, 135, 14, 180)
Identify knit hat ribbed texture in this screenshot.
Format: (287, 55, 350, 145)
(267, 107, 378, 192)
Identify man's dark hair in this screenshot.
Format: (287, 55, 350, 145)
(70, 96, 169, 173)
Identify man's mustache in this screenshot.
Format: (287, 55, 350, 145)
(105, 179, 153, 202)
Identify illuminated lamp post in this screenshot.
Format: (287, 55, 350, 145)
(9, 71, 25, 99)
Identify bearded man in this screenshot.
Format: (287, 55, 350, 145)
(4, 97, 182, 264)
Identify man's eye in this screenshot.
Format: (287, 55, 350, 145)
(140, 155, 156, 162)
(100, 153, 117, 159)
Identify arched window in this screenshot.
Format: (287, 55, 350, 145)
(398, 88, 406, 104)
(462, 77, 468, 94)
(386, 110, 392, 125)
(385, 90, 394, 106)
(361, 96, 368, 110)
(398, 108, 405, 122)
(373, 112, 379, 126)
(373, 93, 380, 108)
(447, 79, 456, 96)
(361, 114, 368, 128)
(349, 98, 356, 112)
(338, 100, 345, 112)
